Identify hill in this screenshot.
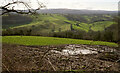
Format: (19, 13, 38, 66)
(10, 14, 75, 34)
(37, 9, 118, 14)
(2, 11, 116, 35)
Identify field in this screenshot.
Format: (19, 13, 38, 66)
(2, 14, 115, 34)
(3, 43, 120, 71)
(2, 36, 118, 47)
(2, 13, 120, 72)
(3, 14, 75, 33)
(73, 21, 114, 32)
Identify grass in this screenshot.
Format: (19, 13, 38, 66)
(12, 14, 75, 33)
(73, 21, 114, 32)
(73, 23, 90, 32)
(3, 14, 115, 33)
(2, 36, 118, 47)
(91, 21, 114, 31)
(2, 13, 115, 36)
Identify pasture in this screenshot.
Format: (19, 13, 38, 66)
(2, 36, 118, 47)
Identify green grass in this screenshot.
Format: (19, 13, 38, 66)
(2, 36, 118, 47)
(12, 14, 76, 33)
(73, 21, 114, 32)
(91, 21, 114, 31)
(73, 23, 91, 32)
(3, 14, 115, 33)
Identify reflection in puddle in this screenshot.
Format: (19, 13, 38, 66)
(62, 49, 98, 55)
(50, 45, 116, 56)
(51, 49, 98, 56)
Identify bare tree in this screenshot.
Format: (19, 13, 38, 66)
(0, 0, 46, 15)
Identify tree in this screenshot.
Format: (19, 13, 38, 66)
(0, 0, 46, 15)
(51, 25, 55, 32)
(113, 16, 120, 45)
(95, 31, 101, 40)
(58, 28, 61, 32)
(26, 29, 32, 36)
(70, 24, 74, 31)
(19, 30, 24, 36)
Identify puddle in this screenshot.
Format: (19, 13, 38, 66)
(51, 49, 97, 56)
(62, 49, 98, 55)
(50, 45, 116, 56)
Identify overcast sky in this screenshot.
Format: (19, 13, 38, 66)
(0, 0, 119, 11)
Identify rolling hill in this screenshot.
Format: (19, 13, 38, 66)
(2, 9, 116, 34)
(10, 14, 75, 34)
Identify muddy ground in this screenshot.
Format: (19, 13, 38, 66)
(2, 43, 120, 72)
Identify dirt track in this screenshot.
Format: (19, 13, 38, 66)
(2, 43, 120, 72)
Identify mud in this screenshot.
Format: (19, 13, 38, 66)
(2, 43, 120, 71)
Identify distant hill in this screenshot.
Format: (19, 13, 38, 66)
(2, 13, 115, 35)
(37, 9, 118, 14)
(2, 14, 75, 35)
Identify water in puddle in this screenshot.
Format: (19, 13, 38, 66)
(51, 48, 98, 56)
(62, 49, 98, 55)
(50, 45, 115, 56)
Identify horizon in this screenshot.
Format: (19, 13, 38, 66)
(39, 8, 118, 11)
(0, 0, 119, 11)
(13, 8, 118, 12)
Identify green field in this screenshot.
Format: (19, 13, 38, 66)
(73, 21, 114, 32)
(2, 36, 118, 47)
(3, 14, 115, 33)
(11, 14, 75, 33)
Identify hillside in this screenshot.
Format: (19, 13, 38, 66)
(2, 12, 116, 34)
(13, 14, 75, 33)
(2, 14, 75, 34)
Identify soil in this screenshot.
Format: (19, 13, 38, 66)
(2, 43, 120, 72)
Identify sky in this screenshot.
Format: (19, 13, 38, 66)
(0, 0, 120, 11)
